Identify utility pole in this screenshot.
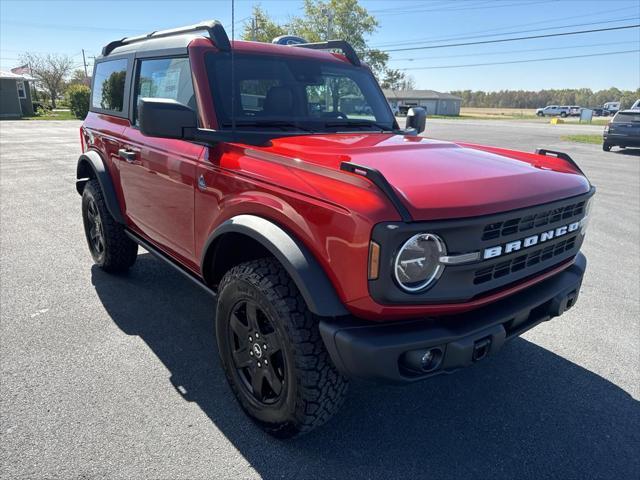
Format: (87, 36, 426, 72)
(251, 17, 257, 41)
(81, 49, 89, 83)
(322, 8, 334, 40)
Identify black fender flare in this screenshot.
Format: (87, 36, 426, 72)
(76, 150, 125, 224)
(202, 215, 348, 317)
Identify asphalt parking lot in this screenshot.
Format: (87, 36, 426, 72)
(1, 119, 638, 479)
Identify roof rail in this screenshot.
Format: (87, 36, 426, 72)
(291, 40, 361, 66)
(102, 20, 231, 56)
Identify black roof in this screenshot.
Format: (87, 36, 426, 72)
(101, 20, 230, 57)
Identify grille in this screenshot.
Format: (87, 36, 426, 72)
(481, 201, 585, 241)
(474, 235, 578, 285)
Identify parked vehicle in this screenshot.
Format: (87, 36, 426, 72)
(603, 109, 640, 151)
(568, 106, 582, 117)
(76, 21, 594, 438)
(536, 105, 570, 117)
(603, 101, 621, 114)
(591, 108, 610, 117)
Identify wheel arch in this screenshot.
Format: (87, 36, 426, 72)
(76, 149, 125, 224)
(202, 215, 348, 318)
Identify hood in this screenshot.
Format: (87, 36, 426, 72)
(262, 133, 591, 221)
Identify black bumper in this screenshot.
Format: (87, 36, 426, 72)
(319, 253, 586, 383)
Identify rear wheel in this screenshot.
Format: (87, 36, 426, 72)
(81, 179, 137, 272)
(216, 258, 348, 438)
(560, 112, 567, 118)
(603, 143, 612, 152)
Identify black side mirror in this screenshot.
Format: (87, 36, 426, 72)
(406, 107, 426, 134)
(139, 98, 196, 139)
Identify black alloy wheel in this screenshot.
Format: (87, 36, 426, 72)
(227, 299, 286, 405)
(84, 196, 106, 262)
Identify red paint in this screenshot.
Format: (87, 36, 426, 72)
(82, 37, 591, 321)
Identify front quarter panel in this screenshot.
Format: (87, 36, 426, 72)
(194, 144, 398, 307)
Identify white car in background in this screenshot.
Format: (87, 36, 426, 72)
(536, 105, 570, 117)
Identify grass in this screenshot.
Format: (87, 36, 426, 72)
(560, 134, 603, 144)
(24, 110, 78, 121)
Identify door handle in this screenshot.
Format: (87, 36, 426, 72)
(118, 148, 138, 163)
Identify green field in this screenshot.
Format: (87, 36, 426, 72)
(560, 134, 603, 144)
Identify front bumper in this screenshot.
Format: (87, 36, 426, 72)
(319, 253, 586, 383)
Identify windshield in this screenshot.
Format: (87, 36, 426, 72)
(205, 52, 396, 132)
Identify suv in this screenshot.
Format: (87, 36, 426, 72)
(603, 109, 640, 151)
(77, 21, 594, 438)
(536, 105, 570, 117)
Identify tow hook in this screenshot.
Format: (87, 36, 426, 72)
(472, 337, 492, 362)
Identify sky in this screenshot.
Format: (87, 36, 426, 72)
(1, 0, 639, 92)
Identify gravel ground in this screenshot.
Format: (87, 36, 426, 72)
(1, 119, 638, 479)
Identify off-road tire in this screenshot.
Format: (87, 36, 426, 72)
(81, 179, 138, 272)
(602, 143, 612, 152)
(216, 258, 348, 438)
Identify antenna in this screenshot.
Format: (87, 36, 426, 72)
(231, 0, 236, 138)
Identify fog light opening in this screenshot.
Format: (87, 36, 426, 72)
(402, 347, 443, 374)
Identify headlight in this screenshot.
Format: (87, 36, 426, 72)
(394, 233, 446, 292)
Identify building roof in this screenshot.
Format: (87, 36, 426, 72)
(382, 89, 461, 101)
(0, 70, 34, 80)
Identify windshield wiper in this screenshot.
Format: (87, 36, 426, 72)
(222, 120, 316, 133)
(323, 120, 394, 132)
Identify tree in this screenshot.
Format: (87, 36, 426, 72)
(289, 0, 388, 77)
(68, 69, 90, 87)
(241, 0, 409, 84)
(381, 69, 415, 91)
(20, 53, 74, 108)
(242, 5, 287, 42)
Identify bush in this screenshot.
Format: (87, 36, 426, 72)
(67, 84, 90, 119)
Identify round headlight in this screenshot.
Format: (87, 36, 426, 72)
(394, 233, 446, 292)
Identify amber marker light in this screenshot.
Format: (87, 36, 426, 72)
(368, 241, 381, 280)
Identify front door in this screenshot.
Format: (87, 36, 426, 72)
(118, 56, 202, 265)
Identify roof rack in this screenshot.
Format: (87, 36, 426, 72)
(291, 40, 361, 66)
(102, 20, 231, 56)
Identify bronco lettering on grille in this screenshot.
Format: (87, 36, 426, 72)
(482, 219, 584, 260)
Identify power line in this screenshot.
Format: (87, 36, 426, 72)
(374, 0, 555, 17)
(397, 49, 639, 70)
(383, 24, 640, 52)
(372, 9, 639, 48)
(388, 40, 632, 62)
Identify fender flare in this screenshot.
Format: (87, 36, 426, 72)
(202, 215, 348, 317)
(76, 150, 125, 224)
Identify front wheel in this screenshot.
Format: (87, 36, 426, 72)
(216, 258, 348, 438)
(603, 143, 612, 152)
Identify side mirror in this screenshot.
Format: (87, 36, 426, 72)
(406, 107, 426, 134)
(139, 98, 196, 139)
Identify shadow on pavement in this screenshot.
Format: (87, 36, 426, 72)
(91, 254, 639, 479)
(613, 148, 640, 156)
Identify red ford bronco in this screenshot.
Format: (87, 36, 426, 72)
(77, 21, 594, 438)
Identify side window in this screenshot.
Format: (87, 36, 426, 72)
(92, 59, 128, 112)
(135, 57, 194, 124)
